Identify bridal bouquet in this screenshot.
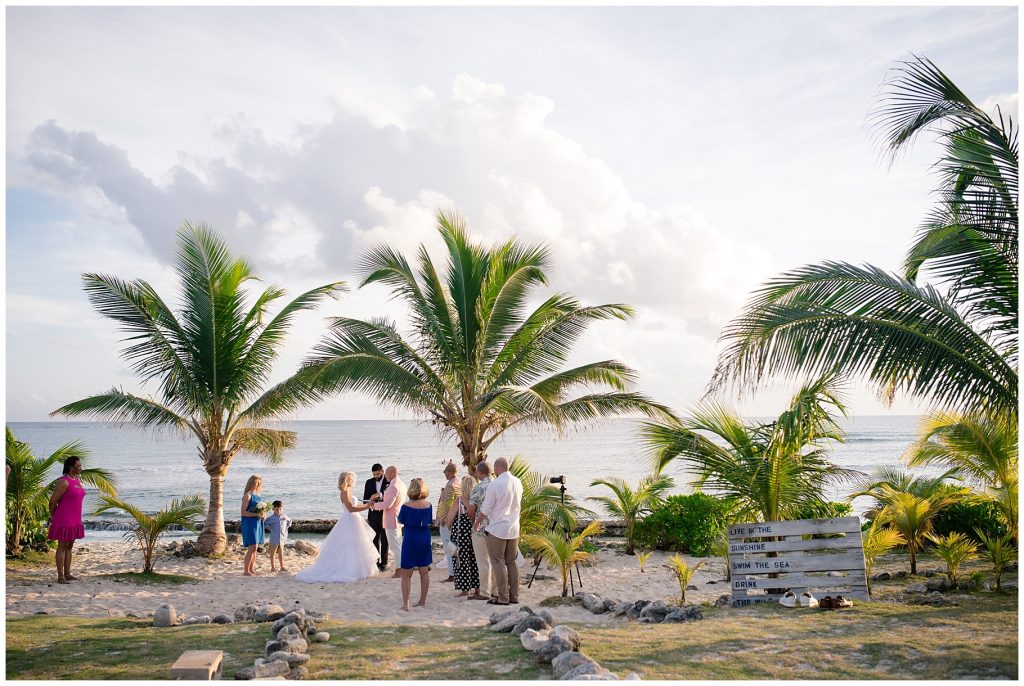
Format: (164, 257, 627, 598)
(251, 501, 273, 516)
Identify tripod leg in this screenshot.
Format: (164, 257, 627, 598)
(527, 556, 543, 588)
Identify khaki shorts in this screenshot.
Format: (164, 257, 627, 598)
(267, 543, 282, 556)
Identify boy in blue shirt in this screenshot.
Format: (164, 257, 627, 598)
(264, 500, 292, 573)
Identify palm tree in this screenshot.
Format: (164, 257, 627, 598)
(6, 428, 117, 556)
(287, 211, 674, 469)
(926, 531, 979, 585)
(643, 376, 856, 523)
(862, 518, 905, 593)
(93, 494, 206, 573)
(667, 555, 704, 605)
(50, 223, 345, 556)
(975, 529, 1016, 591)
(521, 520, 603, 597)
(708, 57, 1017, 423)
(905, 412, 1018, 541)
(589, 474, 674, 554)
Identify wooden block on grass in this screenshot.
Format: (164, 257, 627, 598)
(171, 650, 223, 680)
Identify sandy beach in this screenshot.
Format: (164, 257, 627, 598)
(5, 539, 729, 627)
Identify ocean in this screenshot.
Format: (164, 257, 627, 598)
(7, 416, 924, 538)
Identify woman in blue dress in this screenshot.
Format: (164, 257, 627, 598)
(397, 478, 434, 610)
(240, 475, 266, 576)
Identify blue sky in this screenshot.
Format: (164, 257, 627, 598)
(5, 5, 1018, 421)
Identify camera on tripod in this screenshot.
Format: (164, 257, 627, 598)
(549, 475, 565, 484)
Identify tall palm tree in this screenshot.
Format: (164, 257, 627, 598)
(643, 376, 856, 523)
(93, 494, 206, 573)
(285, 211, 674, 469)
(5, 428, 117, 556)
(589, 474, 674, 554)
(50, 223, 345, 555)
(708, 57, 1017, 422)
(904, 412, 1018, 540)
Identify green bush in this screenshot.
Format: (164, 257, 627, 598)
(633, 493, 730, 556)
(793, 500, 854, 520)
(934, 500, 1009, 542)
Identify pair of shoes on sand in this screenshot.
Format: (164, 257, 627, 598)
(779, 591, 853, 609)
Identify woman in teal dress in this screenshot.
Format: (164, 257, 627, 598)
(240, 475, 266, 576)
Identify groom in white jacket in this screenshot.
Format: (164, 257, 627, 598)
(373, 465, 407, 577)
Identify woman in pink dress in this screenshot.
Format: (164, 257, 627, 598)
(48, 456, 87, 583)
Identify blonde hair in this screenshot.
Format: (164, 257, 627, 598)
(460, 475, 478, 502)
(407, 478, 429, 501)
(338, 471, 355, 490)
(244, 475, 262, 494)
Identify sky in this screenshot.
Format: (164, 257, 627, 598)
(5, 5, 1019, 422)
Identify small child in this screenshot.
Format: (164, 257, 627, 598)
(264, 500, 292, 572)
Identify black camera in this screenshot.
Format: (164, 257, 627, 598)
(549, 475, 565, 484)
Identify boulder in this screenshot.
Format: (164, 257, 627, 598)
(255, 604, 286, 622)
(905, 582, 929, 594)
(535, 635, 574, 663)
(625, 600, 651, 620)
(276, 624, 302, 641)
(611, 602, 632, 617)
(639, 601, 671, 623)
(293, 540, 319, 556)
(288, 666, 309, 680)
(512, 615, 550, 636)
(520, 628, 552, 651)
(489, 611, 528, 633)
(235, 666, 256, 680)
(271, 610, 306, 635)
(871, 572, 892, 581)
(560, 662, 609, 680)
(713, 594, 731, 608)
(601, 599, 618, 612)
(550, 625, 582, 651)
(264, 640, 289, 656)
(574, 675, 619, 681)
(893, 570, 909, 579)
(286, 638, 309, 654)
(518, 605, 537, 616)
(663, 606, 703, 623)
(314, 632, 330, 643)
(183, 615, 212, 625)
(538, 610, 555, 626)
(213, 614, 234, 624)
(624, 673, 641, 680)
(174, 540, 200, 558)
(686, 585, 697, 591)
(266, 652, 310, 666)
(637, 617, 658, 624)
(489, 608, 523, 625)
(235, 605, 260, 622)
(926, 577, 952, 592)
(552, 652, 597, 679)
(252, 660, 290, 679)
(154, 604, 177, 628)
(579, 593, 603, 612)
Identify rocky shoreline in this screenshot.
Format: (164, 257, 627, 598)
(84, 518, 629, 535)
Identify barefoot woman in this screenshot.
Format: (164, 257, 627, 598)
(48, 456, 86, 583)
(240, 475, 266, 576)
(398, 478, 433, 610)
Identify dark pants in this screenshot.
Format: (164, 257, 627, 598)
(368, 514, 388, 568)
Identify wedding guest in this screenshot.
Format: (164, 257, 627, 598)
(467, 460, 494, 600)
(47, 456, 87, 584)
(447, 474, 480, 597)
(363, 463, 390, 572)
(264, 500, 292, 573)
(240, 475, 266, 576)
(435, 461, 460, 582)
(398, 478, 433, 610)
(477, 457, 523, 605)
(374, 465, 407, 578)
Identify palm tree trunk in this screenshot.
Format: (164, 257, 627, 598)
(198, 465, 228, 556)
(909, 542, 918, 575)
(9, 514, 24, 556)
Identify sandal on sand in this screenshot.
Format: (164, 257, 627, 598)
(468, 593, 490, 600)
(819, 596, 835, 610)
(779, 591, 798, 608)
(487, 599, 510, 606)
(798, 592, 819, 608)
(833, 596, 853, 609)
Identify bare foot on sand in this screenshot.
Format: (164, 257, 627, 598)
(400, 605, 410, 611)
(414, 601, 427, 608)
(57, 578, 70, 584)
(66, 575, 80, 581)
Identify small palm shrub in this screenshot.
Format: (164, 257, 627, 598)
(862, 519, 905, 593)
(632, 493, 732, 556)
(637, 550, 652, 573)
(926, 531, 979, 585)
(667, 555, 704, 605)
(522, 520, 603, 597)
(94, 494, 206, 573)
(590, 474, 673, 554)
(976, 529, 1017, 591)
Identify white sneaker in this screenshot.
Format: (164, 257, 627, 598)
(779, 591, 797, 608)
(799, 592, 819, 608)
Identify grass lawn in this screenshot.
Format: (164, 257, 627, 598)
(95, 571, 201, 585)
(6, 589, 1017, 680)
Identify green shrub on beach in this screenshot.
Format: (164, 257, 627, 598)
(933, 500, 1009, 543)
(633, 493, 731, 556)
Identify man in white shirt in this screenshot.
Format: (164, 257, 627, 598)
(476, 457, 523, 605)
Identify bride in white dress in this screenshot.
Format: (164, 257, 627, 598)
(295, 471, 380, 583)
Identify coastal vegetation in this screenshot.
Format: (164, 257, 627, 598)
(92, 494, 206, 573)
(926, 531, 979, 585)
(667, 555, 702, 605)
(632, 493, 733, 556)
(5, 428, 117, 556)
(282, 211, 674, 469)
(521, 520, 604, 597)
(588, 474, 673, 554)
(976, 530, 1016, 591)
(50, 223, 346, 556)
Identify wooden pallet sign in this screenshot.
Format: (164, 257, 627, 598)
(727, 516, 868, 608)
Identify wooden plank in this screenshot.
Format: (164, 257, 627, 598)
(732, 573, 866, 591)
(729, 536, 861, 555)
(731, 595, 785, 607)
(728, 517, 862, 539)
(730, 553, 864, 574)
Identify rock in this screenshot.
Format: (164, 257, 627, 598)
(293, 539, 319, 556)
(271, 611, 305, 635)
(535, 635, 574, 663)
(552, 652, 597, 679)
(154, 604, 177, 627)
(288, 666, 309, 680)
(601, 599, 617, 612)
(926, 577, 952, 592)
(639, 601, 671, 623)
(227, 533, 242, 546)
(173, 540, 200, 558)
(624, 673, 641, 680)
(574, 675, 619, 681)
(213, 614, 234, 624)
(686, 585, 698, 591)
(905, 582, 929, 594)
(714, 594, 731, 608)
(625, 600, 651, 620)
(893, 570, 909, 579)
(276, 624, 302, 641)
(550, 625, 582, 651)
(235, 667, 256, 680)
(663, 605, 703, 623)
(264, 640, 290, 656)
(520, 628, 552, 651)
(489, 608, 523, 625)
(637, 617, 658, 624)
(706, 580, 717, 585)
(183, 615, 212, 625)
(589, 602, 608, 615)
(518, 605, 537, 616)
(512, 615, 550, 636)
(255, 604, 286, 622)
(612, 602, 632, 617)
(253, 660, 290, 679)
(175, 614, 189, 625)
(560, 661, 608, 680)
(266, 652, 310, 666)
(314, 632, 330, 643)
(235, 605, 260, 622)
(579, 593, 603, 612)
(871, 572, 892, 581)
(489, 611, 528, 633)
(538, 610, 555, 626)
(286, 638, 309, 654)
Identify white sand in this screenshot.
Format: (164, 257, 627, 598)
(6, 540, 729, 627)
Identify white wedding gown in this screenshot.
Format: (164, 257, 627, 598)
(295, 495, 379, 583)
